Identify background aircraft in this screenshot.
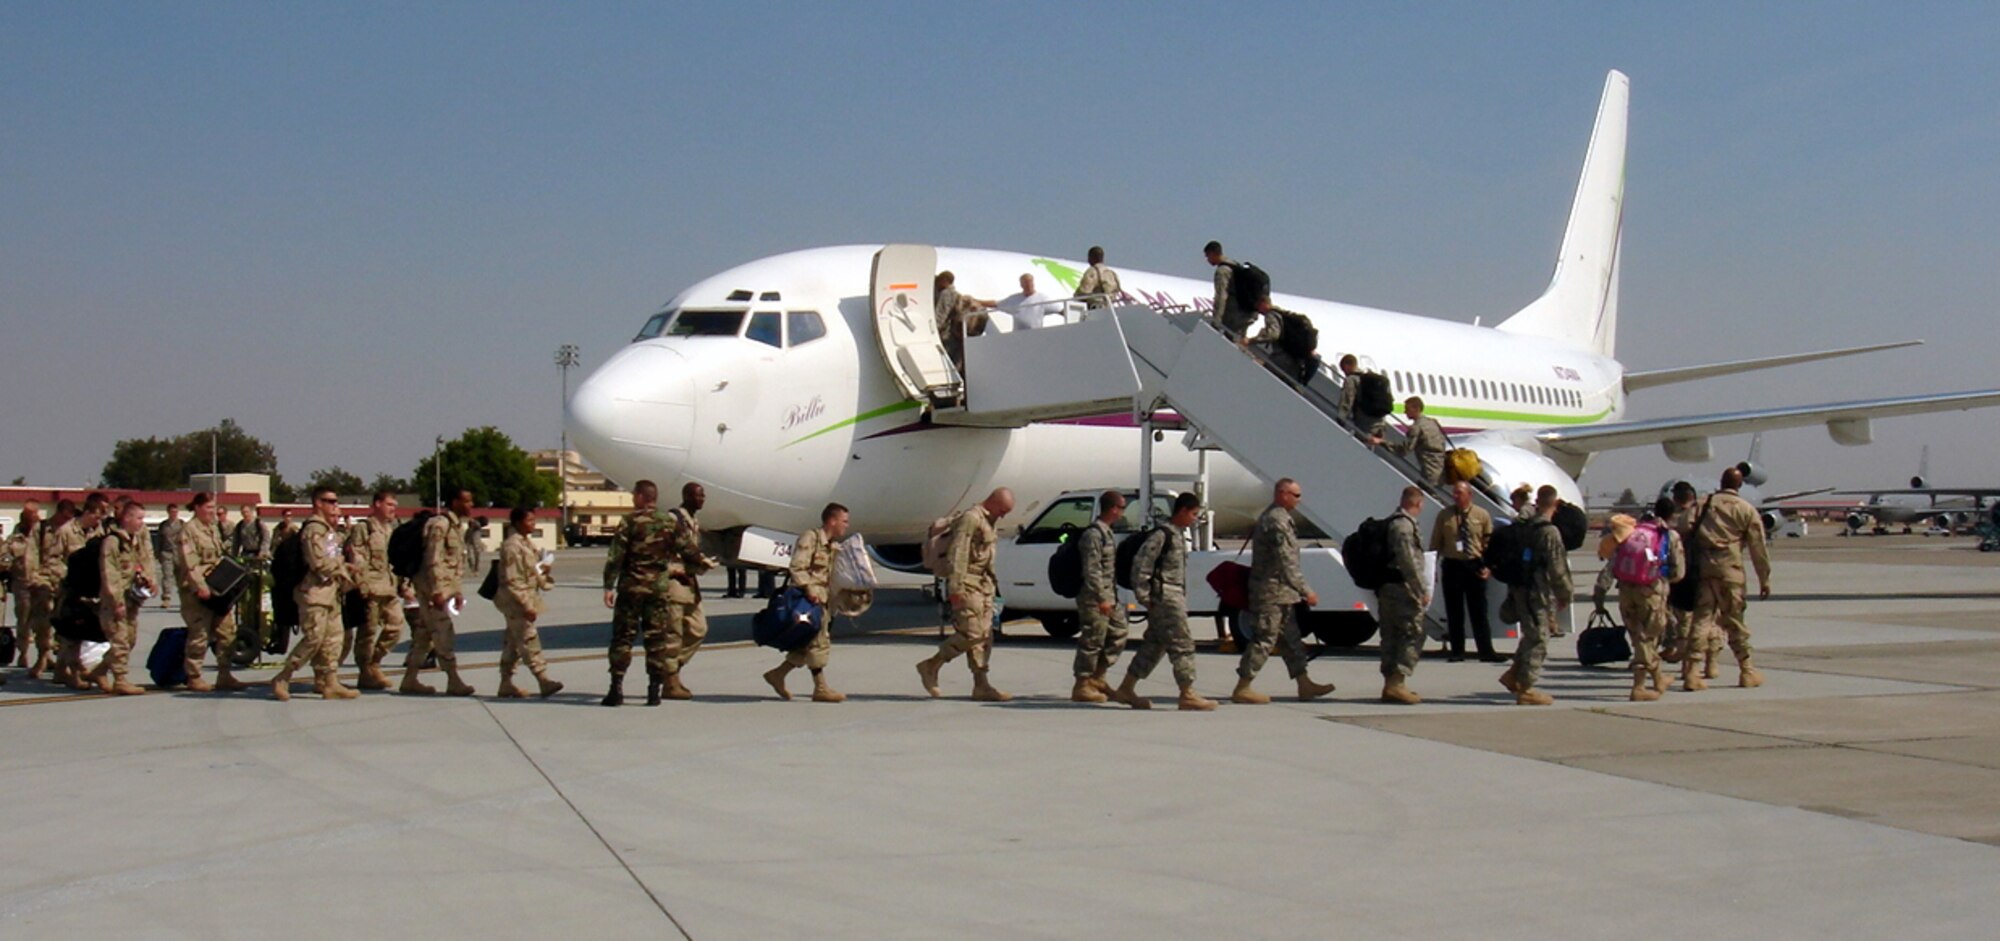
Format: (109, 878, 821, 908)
(1836, 447, 2000, 534)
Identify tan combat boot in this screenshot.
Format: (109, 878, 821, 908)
(1515, 688, 1554, 706)
(1297, 675, 1335, 701)
(810, 672, 846, 703)
(184, 671, 215, 693)
(1651, 667, 1669, 696)
(27, 652, 49, 680)
(271, 668, 295, 702)
(1498, 666, 1521, 695)
(534, 671, 564, 699)
(1681, 657, 1707, 692)
(915, 656, 943, 698)
(1230, 678, 1271, 705)
(357, 664, 391, 691)
(320, 672, 359, 700)
(111, 679, 146, 696)
(1381, 676, 1421, 705)
(1071, 676, 1109, 703)
(664, 672, 693, 700)
(399, 669, 437, 696)
(970, 671, 1012, 703)
(1738, 661, 1764, 688)
(214, 669, 249, 692)
(1088, 671, 1114, 698)
(1629, 672, 1661, 702)
(1704, 647, 1722, 680)
(1111, 674, 1152, 710)
(496, 675, 528, 699)
(763, 664, 794, 700)
(443, 666, 475, 697)
(1177, 683, 1218, 711)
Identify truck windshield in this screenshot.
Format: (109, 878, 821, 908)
(1018, 493, 1173, 544)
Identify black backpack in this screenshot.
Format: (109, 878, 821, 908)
(1485, 519, 1552, 588)
(1357, 371, 1394, 418)
(64, 535, 107, 599)
(388, 510, 434, 579)
(1552, 501, 1589, 551)
(1047, 527, 1084, 599)
(1341, 517, 1402, 590)
(1228, 261, 1271, 309)
(1113, 529, 1154, 591)
(1278, 310, 1318, 361)
(271, 530, 308, 593)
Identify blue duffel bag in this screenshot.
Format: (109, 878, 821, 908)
(752, 587, 823, 652)
(147, 627, 190, 689)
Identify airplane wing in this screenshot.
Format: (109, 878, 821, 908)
(1539, 389, 2000, 462)
(1762, 487, 1835, 504)
(1832, 488, 2000, 498)
(1622, 340, 1922, 392)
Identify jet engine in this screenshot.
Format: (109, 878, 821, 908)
(1736, 460, 1769, 488)
(1846, 511, 1872, 532)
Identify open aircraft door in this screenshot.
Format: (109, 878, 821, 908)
(871, 244, 961, 407)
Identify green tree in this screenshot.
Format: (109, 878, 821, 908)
(100, 419, 284, 492)
(411, 427, 559, 509)
(366, 472, 411, 496)
(307, 466, 367, 498)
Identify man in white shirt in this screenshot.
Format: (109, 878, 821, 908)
(998, 273, 1057, 330)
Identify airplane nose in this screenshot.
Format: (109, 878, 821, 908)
(566, 344, 696, 486)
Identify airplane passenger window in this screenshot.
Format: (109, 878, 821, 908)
(746, 311, 782, 348)
(633, 311, 673, 342)
(787, 311, 827, 346)
(667, 310, 746, 336)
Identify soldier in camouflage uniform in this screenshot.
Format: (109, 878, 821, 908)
(1112, 493, 1218, 711)
(1693, 467, 1773, 689)
(345, 490, 409, 690)
(154, 503, 184, 608)
(176, 493, 247, 692)
(1385, 396, 1449, 486)
(1235, 479, 1337, 704)
(1500, 486, 1571, 705)
(47, 497, 100, 689)
(602, 480, 677, 707)
(763, 503, 850, 703)
(272, 487, 359, 701)
(1377, 487, 1430, 704)
(1070, 490, 1127, 704)
(495, 506, 562, 699)
(661, 483, 715, 698)
(401, 487, 475, 697)
(90, 502, 157, 696)
(916, 488, 1013, 702)
(8, 502, 46, 677)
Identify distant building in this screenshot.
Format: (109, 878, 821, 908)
(532, 449, 631, 545)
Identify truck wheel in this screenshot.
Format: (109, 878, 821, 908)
(1301, 611, 1377, 648)
(1038, 613, 1080, 640)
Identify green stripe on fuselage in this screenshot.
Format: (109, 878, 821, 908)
(1400, 403, 1613, 426)
(782, 399, 923, 448)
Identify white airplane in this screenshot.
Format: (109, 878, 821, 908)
(1836, 446, 2000, 534)
(565, 70, 2000, 565)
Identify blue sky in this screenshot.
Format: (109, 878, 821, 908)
(4, 2, 1996, 495)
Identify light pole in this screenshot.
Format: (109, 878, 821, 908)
(433, 435, 445, 509)
(555, 344, 580, 545)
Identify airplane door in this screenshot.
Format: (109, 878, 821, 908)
(870, 244, 960, 404)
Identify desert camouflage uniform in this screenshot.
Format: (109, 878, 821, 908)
(784, 525, 835, 670)
(496, 530, 554, 681)
(405, 510, 467, 677)
(934, 507, 1000, 674)
(95, 526, 157, 684)
(1693, 489, 1772, 666)
(177, 517, 238, 677)
(345, 518, 406, 670)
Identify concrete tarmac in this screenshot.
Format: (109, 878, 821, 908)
(2, 533, 1996, 938)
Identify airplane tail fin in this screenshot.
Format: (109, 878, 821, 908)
(1496, 70, 1628, 358)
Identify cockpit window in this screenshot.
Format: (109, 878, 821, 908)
(667, 310, 746, 337)
(787, 311, 827, 346)
(634, 311, 673, 342)
(746, 311, 782, 348)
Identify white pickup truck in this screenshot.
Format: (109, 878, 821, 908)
(991, 489, 1381, 647)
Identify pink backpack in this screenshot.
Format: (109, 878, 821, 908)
(1611, 522, 1665, 586)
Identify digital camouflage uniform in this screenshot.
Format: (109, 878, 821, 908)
(1377, 508, 1427, 681)
(1241, 504, 1314, 681)
(280, 518, 350, 681)
(1072, 519, 1127, 679)
(785, 526, 835, 670)
(1390, 414, 1450, 486)
(1211, 257, 1256, 338)
(496, 530, 554, 682)
(95, 526, 157, 685)
(177, 517, 237, 678)
(1127, 523, 1196, 686)
(665, 506, 711, 672)
(1507, 516, 1572, 690)
(345, 518, 406, 672)
(1693, 489, 1772, 668)
(155, 515, 183, 605)
(405, 510, 467, 678)
(604, 507, 678, 680)
(935, 507, 1000, 674)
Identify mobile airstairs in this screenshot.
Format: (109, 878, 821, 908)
(948, 306, 1520, 644)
